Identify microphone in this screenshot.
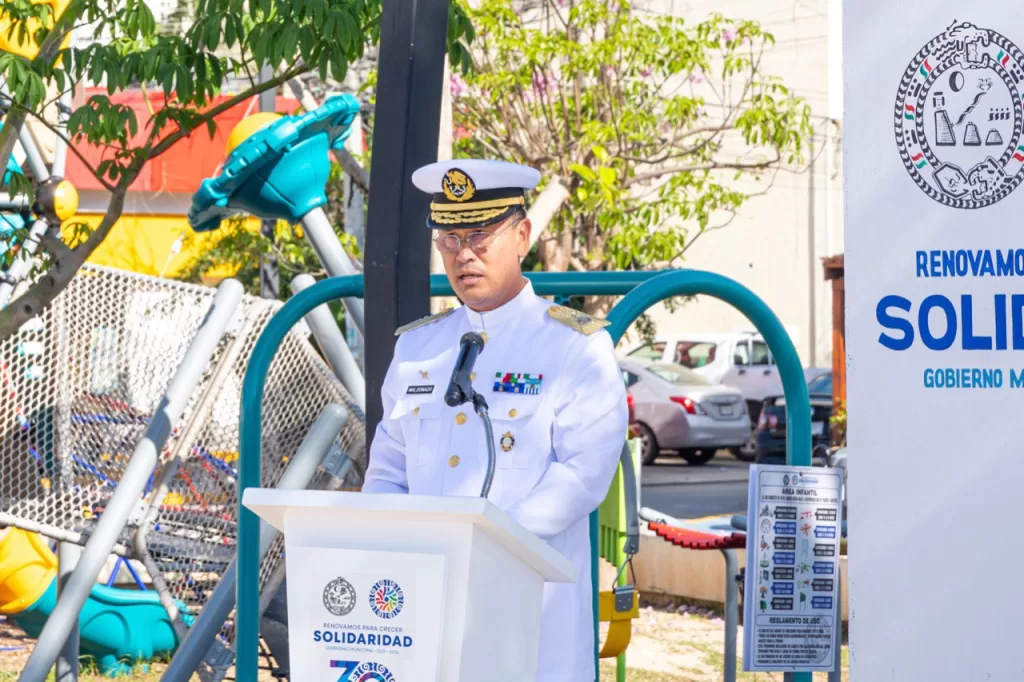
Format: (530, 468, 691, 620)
(445, 331, 486, 407)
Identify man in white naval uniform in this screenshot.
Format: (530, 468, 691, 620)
(362, 158, 628, 681)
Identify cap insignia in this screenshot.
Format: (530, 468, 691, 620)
(442, 168, 476, 203)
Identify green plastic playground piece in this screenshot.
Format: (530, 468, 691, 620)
(597, 438, 641, 681)
(9, 577, 195, 677)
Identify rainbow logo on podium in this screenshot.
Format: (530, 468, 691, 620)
(370, 579, 405, 619)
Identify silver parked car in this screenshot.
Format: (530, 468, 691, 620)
(620, 357, 752, 466)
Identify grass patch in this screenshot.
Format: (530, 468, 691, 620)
(0, 662, 167, 681)
(600, 664, 702, 681)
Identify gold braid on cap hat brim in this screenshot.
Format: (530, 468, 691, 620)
(429, 206, 513, 225)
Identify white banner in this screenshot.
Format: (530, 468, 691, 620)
(845, 6, 1024, 680)
(286, 547, 447, 682)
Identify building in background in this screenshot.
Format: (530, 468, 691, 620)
(629, 0, 844, 369)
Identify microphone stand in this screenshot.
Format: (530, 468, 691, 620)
(471, 392, 497, 499)
(450, 372, 497, 498)
(445, 331, 495, 498)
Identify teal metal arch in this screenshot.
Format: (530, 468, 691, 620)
(599, 269, 811, 682)
(234, 270, 811, 682)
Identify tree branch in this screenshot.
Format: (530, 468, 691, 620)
(526, 176, 570, 248)
(8, 101, 117, 191)
(149, 64, 308, 158)
(624, 151, 781, 187)
(0, 185, 128, 340)
(0, 0, 82, 179)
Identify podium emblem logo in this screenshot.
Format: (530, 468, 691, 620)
(350, 661, 396, 681)
(323, 577, 357, 617)
(370, 579, 405, 619)
(330, 660, 396, 681)
(895, 21, 1024, 208)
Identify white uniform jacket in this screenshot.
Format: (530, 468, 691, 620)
(362, 278, 628, 682)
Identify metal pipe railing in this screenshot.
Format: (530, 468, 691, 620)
(56, 542, 82, 682)
(291, 273, 365, 411)
(161, 403, 350, 682)
(300, 208, 365, 336)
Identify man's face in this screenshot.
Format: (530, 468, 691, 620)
(435, 213, 532, 311)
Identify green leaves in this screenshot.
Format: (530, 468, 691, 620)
(6, 171, 36, 206)
(448, 0, 810, 275)
(0, 54, 46, 108)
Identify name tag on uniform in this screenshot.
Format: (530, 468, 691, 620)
(407, 385, 434, 395)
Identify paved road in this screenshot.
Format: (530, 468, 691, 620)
(638, 451, 848, 524)
(639, 451, 751, 520)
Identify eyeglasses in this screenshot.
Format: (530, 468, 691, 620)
(433, 218, 521, 254)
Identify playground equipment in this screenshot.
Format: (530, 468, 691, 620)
(0, 527, 192, 675)
(638, 508, 747, 682)
(2, 263, 367, 680)
(189, 93, 367, 339)
(596, 443, 641, 668)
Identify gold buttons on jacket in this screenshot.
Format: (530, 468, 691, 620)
(471, 372, 476, 381)
(508, 408, 518, 418)
(481, 332, 488, 343)
(448, 455, 460, 468)
(455, 412, 467, 425)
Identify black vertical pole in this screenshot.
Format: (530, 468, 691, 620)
(363, 0, 450, 448)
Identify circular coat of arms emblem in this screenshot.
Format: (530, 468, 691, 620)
(441, 168, 476, 202)
(895, 21, 1024, 208)
(369, 579, 405, 619)
(348, 661, 396, 682)
(322, 576, 357, 616)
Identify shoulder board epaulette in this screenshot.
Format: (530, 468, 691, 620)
(546, 305, 611, 335)
(395, 307, 456, 336)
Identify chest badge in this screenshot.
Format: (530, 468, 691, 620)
(419, 369, 430, 379)
(500, 431, 516, 452)
(494, 372, 542, 395)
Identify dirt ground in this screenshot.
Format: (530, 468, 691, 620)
(0, 603, 849, 681)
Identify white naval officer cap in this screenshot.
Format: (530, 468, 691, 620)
(411, 158, 542, 229)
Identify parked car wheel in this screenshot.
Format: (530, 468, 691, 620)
(730, 430, 758, 462)
(679, 448, 717, 466)
(637, 422, 660, 465)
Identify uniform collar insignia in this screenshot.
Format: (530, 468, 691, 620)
(546, 305, 611, 335)
(395, 306, 456, 336)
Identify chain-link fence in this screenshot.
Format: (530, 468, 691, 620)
(0, 264, 366, 675)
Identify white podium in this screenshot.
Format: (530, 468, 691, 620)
(243, 488, 576, 682)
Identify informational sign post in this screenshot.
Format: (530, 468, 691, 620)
(286, 547, 447, 682)
(742, 464, 843, 673)
(845, 4, 1024, 680)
